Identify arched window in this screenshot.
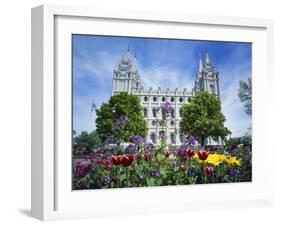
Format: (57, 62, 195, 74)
(210, 84, 215, 93)
(180, 134, 184, 143)
(170, 120, 175, 126)
(170, 133, 176, 144)
(144, 96, 148, 102)
(143, 108, 147, 117)
(171, 97, 175, 102)
(150, 133, 156, 144)
(179, 97, 184, 103)
(161, 108, 167, 120)
(153, 96, 157, 102)
(179, 108, 183, 117)
(152, 108, 157, 117)
(162, 97, 166, 102)
(171, 108, 175, 118)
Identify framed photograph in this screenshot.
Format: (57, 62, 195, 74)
(31, 4, 274, 221)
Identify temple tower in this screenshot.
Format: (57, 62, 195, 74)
(194, 50, 220, 98)
(112, 47, 141, 95)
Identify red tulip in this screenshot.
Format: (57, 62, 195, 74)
(198, 150, 209, 161)
(120, 154, 133, 167)
(205, 166, 214, 176)
(112, 155, 121, 165)
(187, 149, 195, 158)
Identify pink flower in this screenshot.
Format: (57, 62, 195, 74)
(205, 166, 214, 176)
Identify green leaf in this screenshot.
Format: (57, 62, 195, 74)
(146, 177, 155, 186)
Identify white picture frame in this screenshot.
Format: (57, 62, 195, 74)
(31, 4, 274, 221)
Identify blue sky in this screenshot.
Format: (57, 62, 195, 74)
(72, 34, 252, 137)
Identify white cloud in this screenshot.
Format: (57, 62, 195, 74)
(220, 71, 251, 137)
(140, 66, 195, 92)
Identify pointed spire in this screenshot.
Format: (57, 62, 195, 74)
(122, 46, 131, 61)
(206, 49, 210, 64)
(132, 53, 138, 71)
(199, 52, 203, 73)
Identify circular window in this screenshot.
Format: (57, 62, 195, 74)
(162, 97, 166, 102)
(153, 96, 157, 102)
(144, 96, 148, 102)
(171, 97, 175, 102)
(179, 97, 183, 102)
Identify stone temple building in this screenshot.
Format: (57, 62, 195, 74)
(112, 48, 220, 145)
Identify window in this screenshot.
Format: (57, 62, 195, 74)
(144, 108, 147, 117)
(180, 134, 184, 143)
(171, 108, 175, 118)
(171, 97, 175, 102)
(170, 133, 176, 144)
(179, 97, 183, 102)
(153, 96, 157, 102)
(161, 108, 167, 120)
(144, 96, 148, 102)
(210, 84, 215, 93)
(188, 97, 192, 102)
(162, 97, 166, 102)
(170, 120, 175, 126)
(150, 133, 156, 144)
(152, 108, 157, 117)
(179, 108, 183, 117)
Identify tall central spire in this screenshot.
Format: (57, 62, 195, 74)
(206, 49, 211, 64)
(199, 52, 203, 73)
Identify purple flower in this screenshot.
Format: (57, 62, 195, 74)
(144, 143, 154, 149)
(159, 132, 167, 141)
(116, 115, 128, 126)
(95, 158, 102, 164)
(127, 143, 135, 148)
(130, 135, 144, 144)
(152, 170, 161, 177)
(85, 152, 95, 160)
(177, 145, 186, 158)
(163, 102, 174, 112)
(111, 126, 117, 131)
(105, 135, 116, 143)
(95, 148, 101, 154)
(75, 160, 91, 178)
(231, 148, 238, 156)
(185, 135, 196, 146)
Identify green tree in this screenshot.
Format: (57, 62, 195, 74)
(74, 130, 102, 150)
(180, 92, 231, 146)
(238, 77, 252, 115)
(96, 92, 147, 142)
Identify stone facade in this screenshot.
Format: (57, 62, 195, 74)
(112, 48, 220, 145)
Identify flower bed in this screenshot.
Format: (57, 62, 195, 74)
(73, 136, 251, 190)
(73, 101, 251, 190)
